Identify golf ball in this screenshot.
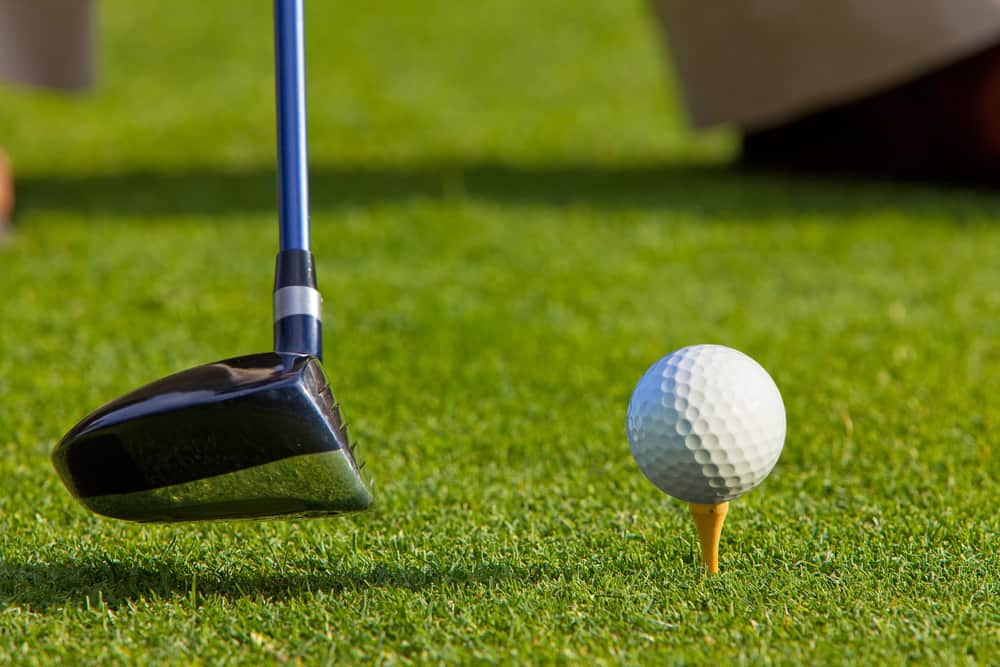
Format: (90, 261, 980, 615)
(626, 344, 785, 504)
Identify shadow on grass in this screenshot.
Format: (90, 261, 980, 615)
(0, 557, 526, 611)
(15, 160, 1000, 221)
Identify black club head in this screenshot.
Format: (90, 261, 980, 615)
(52, 353, 373, 522)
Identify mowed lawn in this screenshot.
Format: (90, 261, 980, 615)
(1, 1, 998, 664)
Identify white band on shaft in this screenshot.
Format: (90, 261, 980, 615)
(273, 286, 322, 321)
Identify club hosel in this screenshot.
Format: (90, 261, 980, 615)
(273, 249, 323, 359)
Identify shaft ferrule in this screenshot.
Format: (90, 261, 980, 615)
(273, 249, 322, 358)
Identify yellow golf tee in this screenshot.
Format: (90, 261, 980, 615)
(688, 501, 729, 574)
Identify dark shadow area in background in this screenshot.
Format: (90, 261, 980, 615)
(15, 160, 1000, 221)
(0, 557, 527, 610)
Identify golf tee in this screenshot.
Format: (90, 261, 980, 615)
(688, 501, 729, 574)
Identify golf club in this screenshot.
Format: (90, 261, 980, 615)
(51, 0, 374, 522)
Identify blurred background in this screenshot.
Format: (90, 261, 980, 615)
(0, 1, 728, 180)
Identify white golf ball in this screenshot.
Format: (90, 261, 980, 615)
(626, 344, 785, 504)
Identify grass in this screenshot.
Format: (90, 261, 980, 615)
(1, 0, 998, 664)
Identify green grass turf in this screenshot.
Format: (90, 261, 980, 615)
(1, 1, 998, 664)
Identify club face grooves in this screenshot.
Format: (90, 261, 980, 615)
(51, 352, 373, 521)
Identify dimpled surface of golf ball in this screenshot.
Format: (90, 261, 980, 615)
(626, 344, 785, 504)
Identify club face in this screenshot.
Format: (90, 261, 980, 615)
(52, 353, 373, 522)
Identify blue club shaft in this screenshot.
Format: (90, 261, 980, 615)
(275, 0, 309, 252)
(273, 0, 323, 358)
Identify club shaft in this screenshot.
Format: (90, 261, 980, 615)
(273, 0, 322, 358)
(275, 0, 309, 252)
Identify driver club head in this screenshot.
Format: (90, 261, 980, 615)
(51, 353, 373, 522)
